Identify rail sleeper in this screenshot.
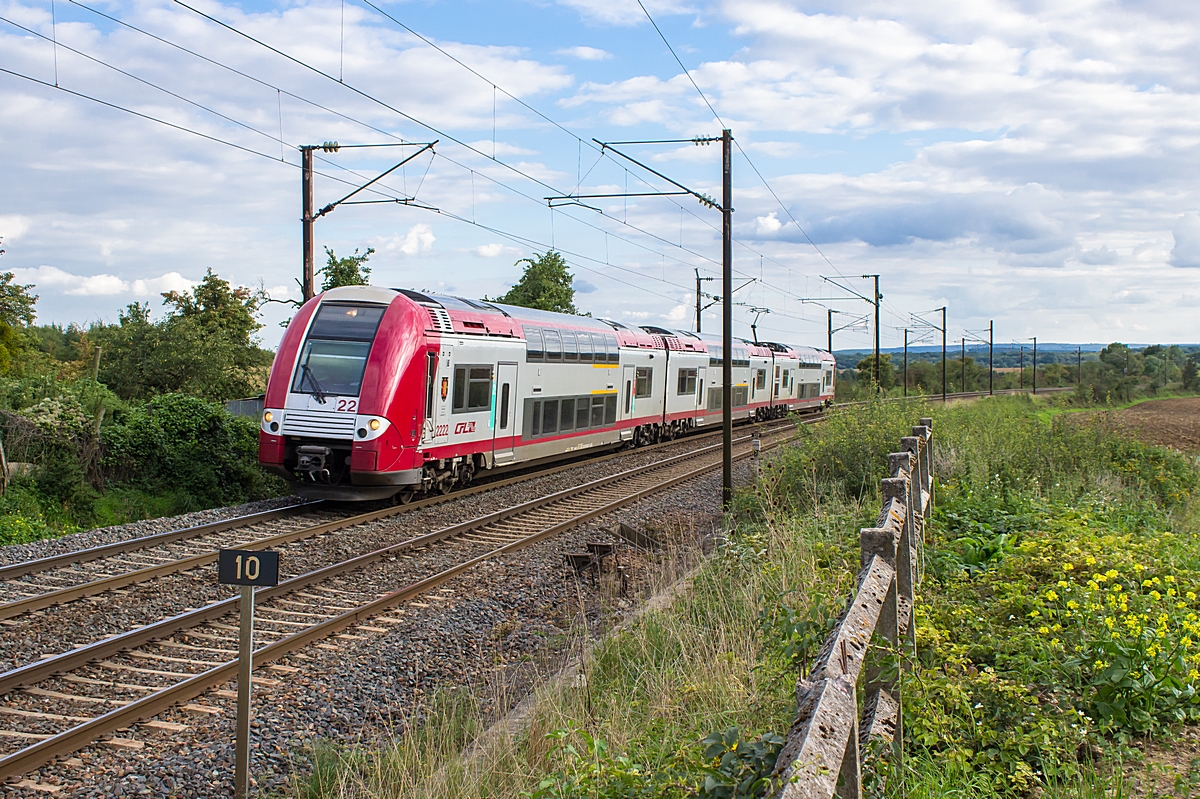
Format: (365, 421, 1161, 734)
(771, 417, 931, 799)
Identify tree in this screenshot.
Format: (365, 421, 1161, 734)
(1184, 357, 1200, 392)
(855, 353, 895, 391)
(489, 250, 578, 314)
(162, 268, 264, 347)
(319, 247, 373, 291)
(89, 270, 273, 401)
(0, 272, 36, 328)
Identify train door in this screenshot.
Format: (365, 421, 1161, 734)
(493, 362, 518, 464)
(621, 363, 635, 420)
(696, 366, 706, 421)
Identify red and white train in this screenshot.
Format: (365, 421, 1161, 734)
(259, 286, 836, 501)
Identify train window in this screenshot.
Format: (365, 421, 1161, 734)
(454, 365, 493, 413)
(307, 303, 385, 341)
(708, 387, 722, 411)
(499, 384, 510, 430)
(562, 331, 578, 362)
(531, 401, 541, 436)
(542, 400, 558, 435)
(604, 395, 618, 425)
(526, 328, 544, 362)
(576, 398, 589, 430)
(560, 398, 575, 432)
(425, 352, 437, 418)
(578, 333, 594, 363)
(624, 381, 631, 414)
(605, 334, 620, 363)
(733, 386, 749, 407)
(291, 339, 372, 397)
(545, 329, 563, 362)
(592, 334, 606, 363)
(591, 396, 605, 427)
(709, 345, 723, 367)
(677, 368, 697, 395)
(635, 367, 653, 398)
(453, 367, 467, 410)
(775, 365, 781, 379)
(756, 369, 766, 391)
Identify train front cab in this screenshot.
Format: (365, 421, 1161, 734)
(258, 286, 429, 500)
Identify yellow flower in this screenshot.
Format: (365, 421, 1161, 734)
(1135, 564, 1146, 572)
(1029, 610, 1041, 618)
(1094, 573, 1108, 583)
(1086, 556, 1097, 566)
(1169, 588, 1178, 598)
(1094, 660, 1106, 668)
(1067, 600, 1080, 610)
(1151, 591, 1163, 601)
(1143, 580, 1154, 588)
(1104, 617, 1116, 629)
(1050, 638, 1060, 646)
(1183, 637, 1193, 648)
(1106, 569, 1120, 579)
(1063, 563, 1075, 571)
(1038, 626, 1050, 635)
(1058, 580, 1070, 589)
(1046, 590, 1059, 602)
(1190, 669, 1199, 680)
(1188, 592, 1197, 601)
(1180, 602, 1189, 610)
(1166, 576, 1176, 584)
(1112, 585, 1122, 593)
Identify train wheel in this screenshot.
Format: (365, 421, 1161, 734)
(394, 490, 415, 506)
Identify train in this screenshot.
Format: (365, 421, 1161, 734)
(258, 286, 836, 501)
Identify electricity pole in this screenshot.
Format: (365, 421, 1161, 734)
(864, 274, 881, 387)
(903, 329, 908, 398)
(695, 269, 714, 332)
(828, 308, 833, 353)
(989, 320, 994, 395)
(1019, 345, 1024, 389)
(1033, 336, 1038, 394)
(721, 129, 733, 507)
(941, 306, 947, 403)
(1077, 346, 1082, 385)
(961, 338, 966, 393)
(301, 146, 315, 302)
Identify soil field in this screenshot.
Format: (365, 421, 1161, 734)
(1109, 397, 1200, 453)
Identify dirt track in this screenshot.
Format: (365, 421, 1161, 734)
(1109, 397, 1200, 453)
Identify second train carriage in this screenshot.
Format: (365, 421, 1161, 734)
(258, 286, 835, 501)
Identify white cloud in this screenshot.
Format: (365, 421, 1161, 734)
(9, 266, 196, 296)
(663, 304, 687, 322)
(473, 242, 521, 258)
(376, 225, 436, 256)
(1171, 214, 1200, 268)
(756, 212, 782, 235)
(556, 46, 612, 61)
(554, 0, 695, 26)
(0, 216, 32, 243)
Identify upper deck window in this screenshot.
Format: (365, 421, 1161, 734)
(291, 303, 386, 398)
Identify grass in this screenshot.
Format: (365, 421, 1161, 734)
(290, 396, 1200, 799)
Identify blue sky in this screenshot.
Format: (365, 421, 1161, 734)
(2, 0, 1199, 351)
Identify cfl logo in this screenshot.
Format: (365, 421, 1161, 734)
(454, 421, 476, 435)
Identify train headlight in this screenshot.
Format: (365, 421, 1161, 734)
(369, 419, 381, 431)
(263, 411, 273, 423)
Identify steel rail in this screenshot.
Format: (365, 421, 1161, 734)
(0, 430, 772, 695)
(0, 416, 795, 590)
(0, 502, 319, 582)
(0, 421, 794, 622)
(0, 430, 793, 780)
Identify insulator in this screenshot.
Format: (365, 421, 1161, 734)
(322, 141, 340, 152)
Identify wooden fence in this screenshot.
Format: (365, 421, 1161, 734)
(770, 417, 933, 799)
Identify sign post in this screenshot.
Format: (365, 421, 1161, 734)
(218, 549, 280, 799)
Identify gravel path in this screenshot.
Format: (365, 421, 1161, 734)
(2, 452, 767, 797)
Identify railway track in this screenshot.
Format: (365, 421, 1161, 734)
(0, 417, 799, 627)
(0, 423, 796, 782)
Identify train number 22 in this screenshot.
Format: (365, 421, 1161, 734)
(336, 399, 358, 413)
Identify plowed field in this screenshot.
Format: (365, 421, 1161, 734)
(1110, 397, 1200, 453)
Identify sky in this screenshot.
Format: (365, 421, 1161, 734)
(2, 0, 1199, 351)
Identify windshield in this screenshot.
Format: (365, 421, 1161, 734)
(291, 303, 385, 398)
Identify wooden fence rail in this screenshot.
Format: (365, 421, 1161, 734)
(770, 417, 934, 799)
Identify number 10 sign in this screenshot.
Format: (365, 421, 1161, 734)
(217, 549, 279, 798)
